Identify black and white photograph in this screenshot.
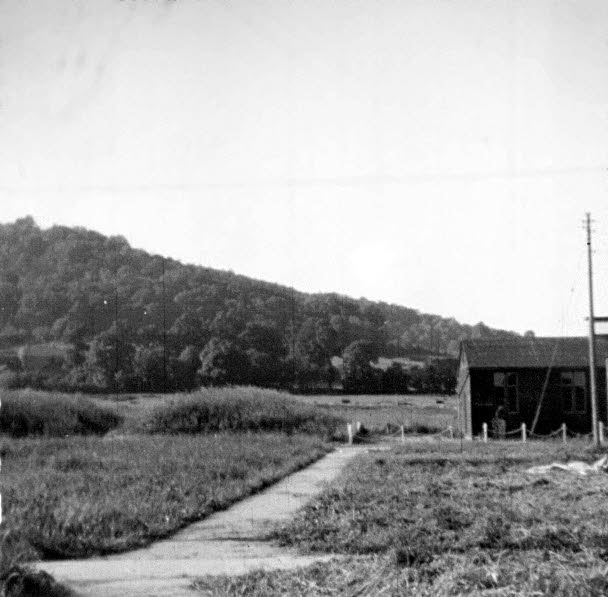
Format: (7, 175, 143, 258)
(1, 0, 608, 595)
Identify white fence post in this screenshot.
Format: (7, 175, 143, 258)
(521, 423, 526, 443)
(482, 422, 488, 443)
(599, 421, 605, 445)
(347, 423, 353, 445)
(400, 425, 405, 443)
(355, 421, 362, 433)
(562, 422, 567, 444)
(448, 426, 454, 440)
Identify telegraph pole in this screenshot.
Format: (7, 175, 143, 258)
(162, 257, 167, 393)
(586, 212, 599, 446)
(291, 286, 296, 392)
(114, 256, 120, 384)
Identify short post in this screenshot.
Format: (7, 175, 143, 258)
(347, 423, 353, 445)
(355, 421, 362, 433)
(400, 425, 405, 443)
(562, 422, 567, 444)
(482, 422, 488, 443)
(521, 422, 526, 443)
(448, 425, 454, 440)
(599, 421, 605, 445)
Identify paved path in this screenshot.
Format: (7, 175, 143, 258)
(36, 445, 378, 597)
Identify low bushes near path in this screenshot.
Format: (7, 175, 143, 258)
(0, 433, 330, 567)
(138, 386, 344, 439)
(193, 441, 608, 596)
(0, 390, 122, 437)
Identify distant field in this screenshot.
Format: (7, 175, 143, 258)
(89, 391, 458, 436)
(297, 394, 458, 434)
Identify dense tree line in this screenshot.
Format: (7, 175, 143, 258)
(0, 218, 519, 393)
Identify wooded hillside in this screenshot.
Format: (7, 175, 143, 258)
(0, 217, 519, 392)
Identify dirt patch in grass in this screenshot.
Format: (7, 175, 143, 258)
(0, 433, 330, 568)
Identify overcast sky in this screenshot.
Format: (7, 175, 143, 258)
(1, 0, 607, 337)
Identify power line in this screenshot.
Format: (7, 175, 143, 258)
(1, 165, 606, 195)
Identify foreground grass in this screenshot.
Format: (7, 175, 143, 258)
(193, 551, 608, 596)
(274, 441, 608, 557)
(0, 433, 330, 566)
(195, 440, 608, 596)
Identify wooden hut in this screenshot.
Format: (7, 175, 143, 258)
(457, 337, 608, 439)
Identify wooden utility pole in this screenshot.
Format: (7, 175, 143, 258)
(586, 212, 599, 446)
(291, 286, 296, 392)
(162, 257, 167, 393)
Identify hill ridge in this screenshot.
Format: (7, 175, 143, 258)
(0, 216, 519, 391)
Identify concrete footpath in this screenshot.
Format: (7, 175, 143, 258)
(36, 445, 377, 597)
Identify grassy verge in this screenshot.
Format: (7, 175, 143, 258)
(1, 433, 330, 564)
(195, 440, 608, 596)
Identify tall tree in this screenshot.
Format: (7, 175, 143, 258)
(342, 340, 381, 394)
(198, 338, 250, 386)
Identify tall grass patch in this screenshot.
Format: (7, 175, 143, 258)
(1, 433, 330, 568)
(140, 386, 344, 438)
(0, 390, 122, 437)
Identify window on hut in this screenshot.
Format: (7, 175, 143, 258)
(561, 371, 586, 414)
(493, 372, 518, 413)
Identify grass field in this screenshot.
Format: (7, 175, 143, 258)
(194, 439, 608, 596)
(0, 386, 344, 594)
(297, 393, 458, 434)
(1, 433, 329, 561)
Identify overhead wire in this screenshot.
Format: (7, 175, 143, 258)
(529, 247, 585, 434)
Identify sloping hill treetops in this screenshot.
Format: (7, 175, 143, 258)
(0, 217, 519, 392)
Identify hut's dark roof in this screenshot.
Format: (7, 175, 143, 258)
(461, 337, 608, 369)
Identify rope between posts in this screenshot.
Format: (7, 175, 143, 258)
(352, 434, 381, 444)
(528, 427, 563, 438)
(503, 428, 521, 437)
(347, 421, 456, 444)
(429, 426, 454, 439)
(566, 429, 593, 440)
(528, 428, 564, 441)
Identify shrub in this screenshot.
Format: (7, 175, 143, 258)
(0, 390, 122, 437)
(140, 386, 343, 438)
(0, 566, 73, 597)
